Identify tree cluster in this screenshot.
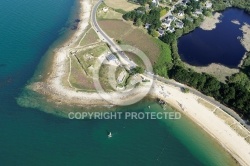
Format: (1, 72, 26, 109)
(169, 66, 250, 121)
(123, 7, 162, 30)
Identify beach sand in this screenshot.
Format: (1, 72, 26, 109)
(200, 12, 222, 31)
(24, 0, 250, 165)
(150, 80, 250, 166)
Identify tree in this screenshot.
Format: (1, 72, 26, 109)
(160, 33, 176, 44)
(228, 72, 250, 91)
(150, 29, 159, 37)
(130, 66, 144, 74)
(135, 18, 143, 26)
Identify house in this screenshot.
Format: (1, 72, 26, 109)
(205, 1, 212, 8)
(186, 17, 194, 22)
(182, 0, 190, 4)
(117, 71, 127, 84)
(152, 0, 159, 7)
(175, 20, 184, 28)
(166, 15, 175, 22)
(106, 54, 120, 65)
(144, 23, 151, 29)
(102, 7, 109, 12)
(167, 26, 175, 33)
(162, 19, 171, 28)
(158, 28, 165, 37)
(177, 11, 184, 17)
(195, 9, 203, 15)
(192, 13, 199, 17)
(136, 10, 145, 14)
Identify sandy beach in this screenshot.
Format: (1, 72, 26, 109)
(200, 12, 221, 31)
(24, 0, 250, 165)
(150, 80, 250, 166)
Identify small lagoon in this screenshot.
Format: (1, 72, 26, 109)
(178, 8, 250, 68)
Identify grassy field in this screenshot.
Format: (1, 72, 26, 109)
(79, 28, 100, 46)
(76, 44, 108, 74)
(104, 0, 139, 12)
(98, 20, 171, 65)
(185, 63, 239, 83)
(124, 51, 146, 69)
(97, 3, 123, 20)
(68, 54, 96, 91)
(67, 44, 111, 90)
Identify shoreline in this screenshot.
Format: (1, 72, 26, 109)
(240, 23, 250, 52)
(18, 0, 250, 165)
(150, 80, 250, 166)
(200, 12, 222, 31)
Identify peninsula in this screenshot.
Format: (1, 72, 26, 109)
(17, 0, 250, 165)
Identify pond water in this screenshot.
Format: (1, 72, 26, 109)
(178, 8, 250, 68)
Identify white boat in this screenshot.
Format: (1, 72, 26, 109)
(108, 132, 112, 138)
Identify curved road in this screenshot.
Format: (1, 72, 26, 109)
(91, 1, 136, 69)
(91, 0, 250, 129)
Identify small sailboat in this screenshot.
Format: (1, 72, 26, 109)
(108, 132, 112, 138)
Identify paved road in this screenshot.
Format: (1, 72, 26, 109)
(91, 0, 136, 69)
(160, 0, 183, 20)
(91, 0, 250, 129)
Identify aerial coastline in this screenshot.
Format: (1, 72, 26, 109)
(17, 0, 250, 165)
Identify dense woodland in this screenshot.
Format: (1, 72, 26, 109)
(212, 0, 250, 13)
(122, 0, 250, 121)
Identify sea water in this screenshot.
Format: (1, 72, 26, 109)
(0, 0, 239, 165)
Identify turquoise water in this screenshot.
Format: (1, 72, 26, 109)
(0, 0, 238, 165)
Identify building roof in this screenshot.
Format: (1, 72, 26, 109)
(175, 20, 184, 28)
(106, 54, 117, 61)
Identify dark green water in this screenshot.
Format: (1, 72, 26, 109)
(0, 0, 239, 165)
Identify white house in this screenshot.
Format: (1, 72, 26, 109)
(175, 20, 184, 28)
(158, 28, 165, 37)
(103, 7, 109, 12)
(145, 23, 151, 29)
(167, 26, 175, 33)
(166, 15, 175, 22)
(162, 19, 171, 28)
(152, 0, 159, 7)
(177, 11, 184, 17)
(117, 71, 127, 84)
(182, 0, 190, 4)
(205, 1, 212, 8)
(106, 54, 120, 65)
(195, 9, 203, 15)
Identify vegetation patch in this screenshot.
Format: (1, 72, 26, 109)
(80, 28, 100, 46)
(153, 39, 172, 77)
(97, 3, 123, 20)
(98, 20, 168, 64)
(198, 98, 216, 111)
(104, 0, 140, 12)
(68, 54, 96, 91)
